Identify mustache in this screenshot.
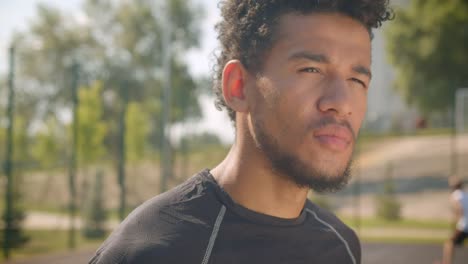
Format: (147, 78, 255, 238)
(308, 116, 356, 140)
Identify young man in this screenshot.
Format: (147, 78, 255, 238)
(442, 177, 468, 264)
(90, 1, 392, 263)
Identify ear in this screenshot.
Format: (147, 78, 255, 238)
(222, 60, 249, 113)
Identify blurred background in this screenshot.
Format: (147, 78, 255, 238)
(0, 0, 467, 263)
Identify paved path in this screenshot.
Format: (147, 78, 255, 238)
(357, 134, 468, 171)
(3, 243, 467, 264)
(3, 249, 95, 264)
(362, 243, 468, 264)
(23, 212, 119, 230)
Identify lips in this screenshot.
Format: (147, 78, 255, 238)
(313, 124, 353, 151)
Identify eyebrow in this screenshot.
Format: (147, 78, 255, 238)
(288, 51, 329, 63)
(353, 65, 372, 80)
(288, 51, 372, 80)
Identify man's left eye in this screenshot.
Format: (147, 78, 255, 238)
(351, 78, 367, 88)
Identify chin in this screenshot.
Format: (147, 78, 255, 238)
(306, 162, 352, 191)
(253, 118, 354, 192)
(271, 153, 354, 193)
(313, 159, 351, 177)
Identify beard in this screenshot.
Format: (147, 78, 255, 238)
(253, 118, 353, 193)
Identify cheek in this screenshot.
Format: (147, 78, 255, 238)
(250, 86, 303, 146)
(256, 76, 280, 106)
(274, 83, 319, 141)
(352, 93, 368, 131)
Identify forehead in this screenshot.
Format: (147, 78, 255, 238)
(271, 12, 372, 65)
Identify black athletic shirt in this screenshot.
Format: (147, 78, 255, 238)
(89, 169, 361, 264)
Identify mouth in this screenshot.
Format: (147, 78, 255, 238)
(313, 124, 353, 152)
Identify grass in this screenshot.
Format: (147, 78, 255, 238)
(0, 203, 70, 218)
(340, 216, 451, 230)
(107, 207, 135, 221)
(358, 126, 451, 139)
(360, 236, 446, 244)
(0, 215, 454, 262)
(357, 128, 455, 151)
(25, 205, 69, 215)
(359, 127, 453, 140)
(338, 216, 452, 244)
(0, 229, 105, 263)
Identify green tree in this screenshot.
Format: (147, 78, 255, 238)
(31, 116, 67, 203)
(31, 116, 64, 169)
(83, 0, 204, 153)
(83, 169, 107, 239)
(181, 132, 223, 151)
(15, 4, 94, 119)
(75, 81, 107, 211)
(12, 117, 29, 168)
(12, 1, 205, 219)
(76, 81, 107, 166)
(15, 0, 205, 164)
(176, 132, 227, 177)
(0, 208, 29, 250)
(386, 0, 468, 115)
(376, 163, 401, 221)
(0, 126, 5, 162)
(125, 102, 150, 164)
(1, 117, 30, 250)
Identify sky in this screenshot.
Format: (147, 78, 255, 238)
(0, 0, 235, 143)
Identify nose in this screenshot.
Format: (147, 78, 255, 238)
(317, 76, 352, 118)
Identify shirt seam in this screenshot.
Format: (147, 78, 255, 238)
(305, 208, 357, 264)
(201, 205, 226, 264)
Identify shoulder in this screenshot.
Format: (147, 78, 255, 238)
(304, 200, 361, 261)
(304, 200, 355, 234)
(90, 171, 221, 264)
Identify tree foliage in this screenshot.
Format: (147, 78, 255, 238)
(31, 116, 65, 169)
(125, 102, 150, 164)
(1, 117, 30, 250)
(16, 4, 95, 117)
(11, 117, 30, 169)
(0, 207, 29, 250)
(375, 163, 401, 221)
(2, 1, 206, 236)
(15, 0, 204, 160)
(83, 169, 107, 239)
(1, 114, 30, 171)
(386, 0, 468, 115)
(76, 81, 107, 166)
(180, 132, 223, 151)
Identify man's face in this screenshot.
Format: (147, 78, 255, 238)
(246, 12, 371, 192)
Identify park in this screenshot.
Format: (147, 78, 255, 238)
(0, 0, 467, 263)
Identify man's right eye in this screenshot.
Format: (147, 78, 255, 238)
(299, 67, 320, 73)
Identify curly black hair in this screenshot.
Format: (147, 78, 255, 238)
(212, 0, 393, 123)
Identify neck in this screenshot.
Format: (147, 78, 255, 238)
(211, 126, 309, 219)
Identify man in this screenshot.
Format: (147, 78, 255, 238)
(90, 1, 392, 263)
(442, 177, 468, 264)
